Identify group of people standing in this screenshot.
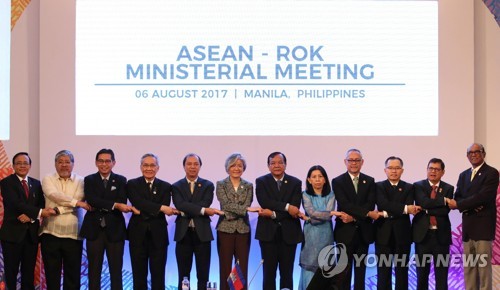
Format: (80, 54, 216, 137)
(0, 143, 498, 290)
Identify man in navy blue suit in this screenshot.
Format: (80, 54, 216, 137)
(172, 153, 221, 290)
(255, 152, 303, 290)
(80, 148, 132, 290)
(448, 143, 499, 290)
(412, 158, 454, 290)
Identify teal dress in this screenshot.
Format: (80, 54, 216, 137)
(298, 191, 335, 290)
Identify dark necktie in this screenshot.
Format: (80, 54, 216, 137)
(103, 178, 108, 188)
(429, 185, 437, 227)
(22, 180, 29, 199)
(277, 180, 282, 191)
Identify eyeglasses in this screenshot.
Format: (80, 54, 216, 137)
(14, 162, 30, 166)
(97, 159, 113, 164)
(141, 163, 158, 168)
(346, 159, 362, 163)
(386, 167, 402, 171)
(427, 167, 442, 172)
(467, 150, 483, 156)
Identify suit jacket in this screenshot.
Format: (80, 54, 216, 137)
(455, 163, 499, 241)
(0, 174, 45, 243)
(172, 177, 215, 242)
(80, 172, 128, 242)
(332, 172, 376, 245)
(375, 179, 414, 246)
(215, 177, 253, 233)
(126, 176, 172, 247)
(255, 173, 303, 245)
(412, 179, 454, 245)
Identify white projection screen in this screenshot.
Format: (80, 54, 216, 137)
(75, 0, 437, 136)
(36, 0, 475, 288)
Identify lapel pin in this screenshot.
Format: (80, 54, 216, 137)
(198, 183, 201, 187)
(398, 188, 402, 192)
(284, 180, 288, 184)
(439, 188, 442, 193)
(478, 173, 482, 176)
(363, 180, 366, 184)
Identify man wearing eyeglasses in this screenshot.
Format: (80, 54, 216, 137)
(127, 153, 177, 290)
(80, 148, 132, 290)
(255, 152, 303, 290)
(412, 158, 454, 290)
(0, 152, 56, 290)
(447, 143, 499, 290)
(375, 156, 421, 290)
(332, 148, 380, 290)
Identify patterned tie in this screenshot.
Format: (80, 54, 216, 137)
(429, 185, 437, 227)
(353, 176, 359, 193)
(21, 179, 29, 199)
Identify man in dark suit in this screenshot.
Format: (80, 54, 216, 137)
(332, 148, 380, 290)
(447, 143, 499, 290)
(126, 153, 177, 290)
(80, 149, 132, 290)
(413, 158, 454, 290)
(0, 152, 55, 290)
(255, 152, 303, 290)
(172, 153, 221, 290)
(375, 156, 421, 290)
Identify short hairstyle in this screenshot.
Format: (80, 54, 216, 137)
(12, 152, 31, 165)
(225, 153, 247, 173)
(345, 148, 363, 159)
(54, 150, 74, 163)
(95, 148, 115, 161)
(305, 165, 331, 197)
(385, 156, 403, 167)
(140, 153, 159, 166)
(467, 143, 485, 154)
(183, 153, 202, 167)
(427, 158, 445, 170)
(267, 152, 287, 166)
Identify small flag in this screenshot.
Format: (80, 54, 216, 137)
(227, 262, 246, 290)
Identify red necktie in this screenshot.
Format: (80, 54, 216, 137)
(429, 185, 437, 227)
(22, 180, 29, 199)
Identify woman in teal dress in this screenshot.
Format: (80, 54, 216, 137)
(298, 165, 340, 290)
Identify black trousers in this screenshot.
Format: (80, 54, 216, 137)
(1, 234, 38, 290)
(259, 227, 297, 290)
(86, 228, 125, 290)
(129, 229, 167, 290)
(176, 228, 211, 290)
(375, 232, 410, 290)
(415, 230, 450, 290)
(338, 230, 370, 290)
(40, 234, 83, 290)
